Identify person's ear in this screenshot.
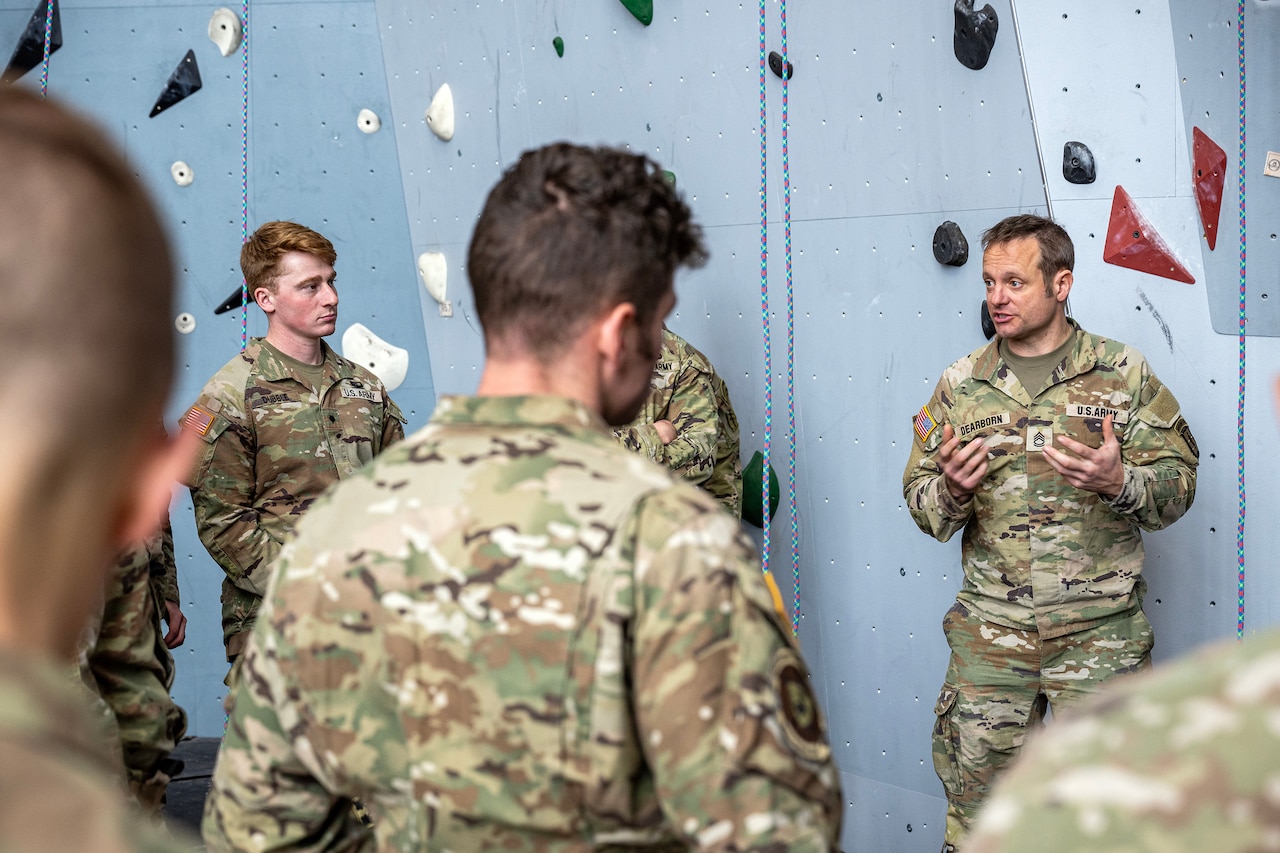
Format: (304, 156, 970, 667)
(597, 301, 637, 371)
(254, 286, 275, 313)
(111, 428, 200, 551)
(1053, 269, 1073, 304)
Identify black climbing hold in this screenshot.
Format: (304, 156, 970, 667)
(1062, 140, 1096, 184)
(953, 0, 998, 71)
(980, 300, 996, 340)
(214, 285, 247, 315)
(2, 0, 61, 85)
(553, 36, 564, 57)
(932, 221, 969, 267)
(149, 49, 202, 118)
(768, 51, 794, 80)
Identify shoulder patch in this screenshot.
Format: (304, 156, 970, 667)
(773, 653, 830, 763)
(181, 404, 216, 437)
(913, 405, 938, 444)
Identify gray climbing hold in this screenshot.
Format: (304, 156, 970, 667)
(953, 0, 998, 71)
(932, 221, 969, 267)
(1062, 140, 1096, 184)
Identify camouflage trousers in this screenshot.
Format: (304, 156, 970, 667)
(931, 602, 1153, 850)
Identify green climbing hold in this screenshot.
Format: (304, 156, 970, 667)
(661, 170, 676, 189)
(553, 36, 564, 57)
(618, 0, 653, 26)
(741, 450, 780, 529)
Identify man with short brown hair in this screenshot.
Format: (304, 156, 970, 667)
(184, 221, 405, 671)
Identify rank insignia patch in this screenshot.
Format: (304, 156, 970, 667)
(914, 405, 938, 443)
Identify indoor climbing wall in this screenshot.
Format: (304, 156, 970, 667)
(4, 0, 1280, 850)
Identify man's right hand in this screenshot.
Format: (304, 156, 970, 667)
(654, 419, 676, 445)
(938, 423, 989, 500)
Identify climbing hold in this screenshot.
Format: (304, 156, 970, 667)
(1191, 127, 1226, 250)
(341, 323, 408, 392)
(174, 313, 197, 335)
(207, 7, 242, 57)
(742, 451, 781, 529)
(149, 49, 202, 118)
(953, 0, 998, 71)
(932, 221, 969, 267)
(214, 286, 246, 315)
(357, 108, 381, 134)
(661, 170, 676, 189)
(425, 84, 454, 142)
(768, 51, 794, 80)
(1103, 185, 1195, 285)
(417, 252, 447, 303)
(980, 300, 996, 339)
(2, 0, 61, 84)
(553, 36, 564, 57)
(1062, 141, 1096, 185)
(170, 161, 194, 187)
(617, 0, 653, 26)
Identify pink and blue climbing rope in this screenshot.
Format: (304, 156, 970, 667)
(758, 0, 773, 583)
(1235, 0, 1246, 640)
(38, 0, 54, 98)
(780, 0, 799, 636)
(240, 1, 251, 351)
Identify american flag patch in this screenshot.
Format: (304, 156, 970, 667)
(913, 405, 938, 443)
(181, 404, 216, 437)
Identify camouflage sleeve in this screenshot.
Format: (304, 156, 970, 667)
(202, 616, 372, 853)
(660, 361, 717, 485)
(613, 422, 669, 463)
(187, 405, 279, 598)
(381, 391, 407, 450)
(1105, 371, 1198, 531)
(630, 491, 843, 849)
(902, 377, 974, 543)
(152, 514, 180, 604)
(87, 538, 186, 787)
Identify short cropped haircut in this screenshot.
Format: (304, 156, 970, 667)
(241, 221, 337, 293)
(982, 214, 1074, 295)
(467, 143, 707, 359)
(0, 88, 174, 453)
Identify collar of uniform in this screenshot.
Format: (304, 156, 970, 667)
(972, 319, 1096, 386)
(431, 394, 607, 433)
(255, 339, 355, 385)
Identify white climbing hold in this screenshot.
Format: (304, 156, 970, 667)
(175, 312, 196, 334)
(417, 252, 447, 303)
(425, 84, 454, 142)
(170, 161, 194, 187)
(207, 8, 242, 57)
(341, 323, 408, 392)
(357, 108, 381, 134)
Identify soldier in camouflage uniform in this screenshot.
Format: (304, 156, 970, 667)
(614, 327, 744, 516)
(203, 142, 842, 851)
(182, 221, 405, 670)
(902, 214, 1198, 851)
(78, 517, 188, 815)
(0, 88, 195, 850)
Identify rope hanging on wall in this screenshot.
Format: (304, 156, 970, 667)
(240, 1, 252, 351)
(758, 0, 800, 635)
(37, 0, 53, 98)
(1235, 0, 1247, 640)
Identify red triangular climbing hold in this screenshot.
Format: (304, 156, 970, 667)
(1192, 127, 1226, 251)
(1103, 185, 1195, 285)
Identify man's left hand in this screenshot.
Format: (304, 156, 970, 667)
(1043, 414, 1125, 500)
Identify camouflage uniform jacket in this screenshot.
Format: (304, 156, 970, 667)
(78, 521, 187, 791)
(903, 322, 1198, 639)
(615, 328, 743, 516)
(967, 627, 1280, 852)
(203, 395, 842, 852)
(0, 651, 188, 852)
(183, 338, 405, 657)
